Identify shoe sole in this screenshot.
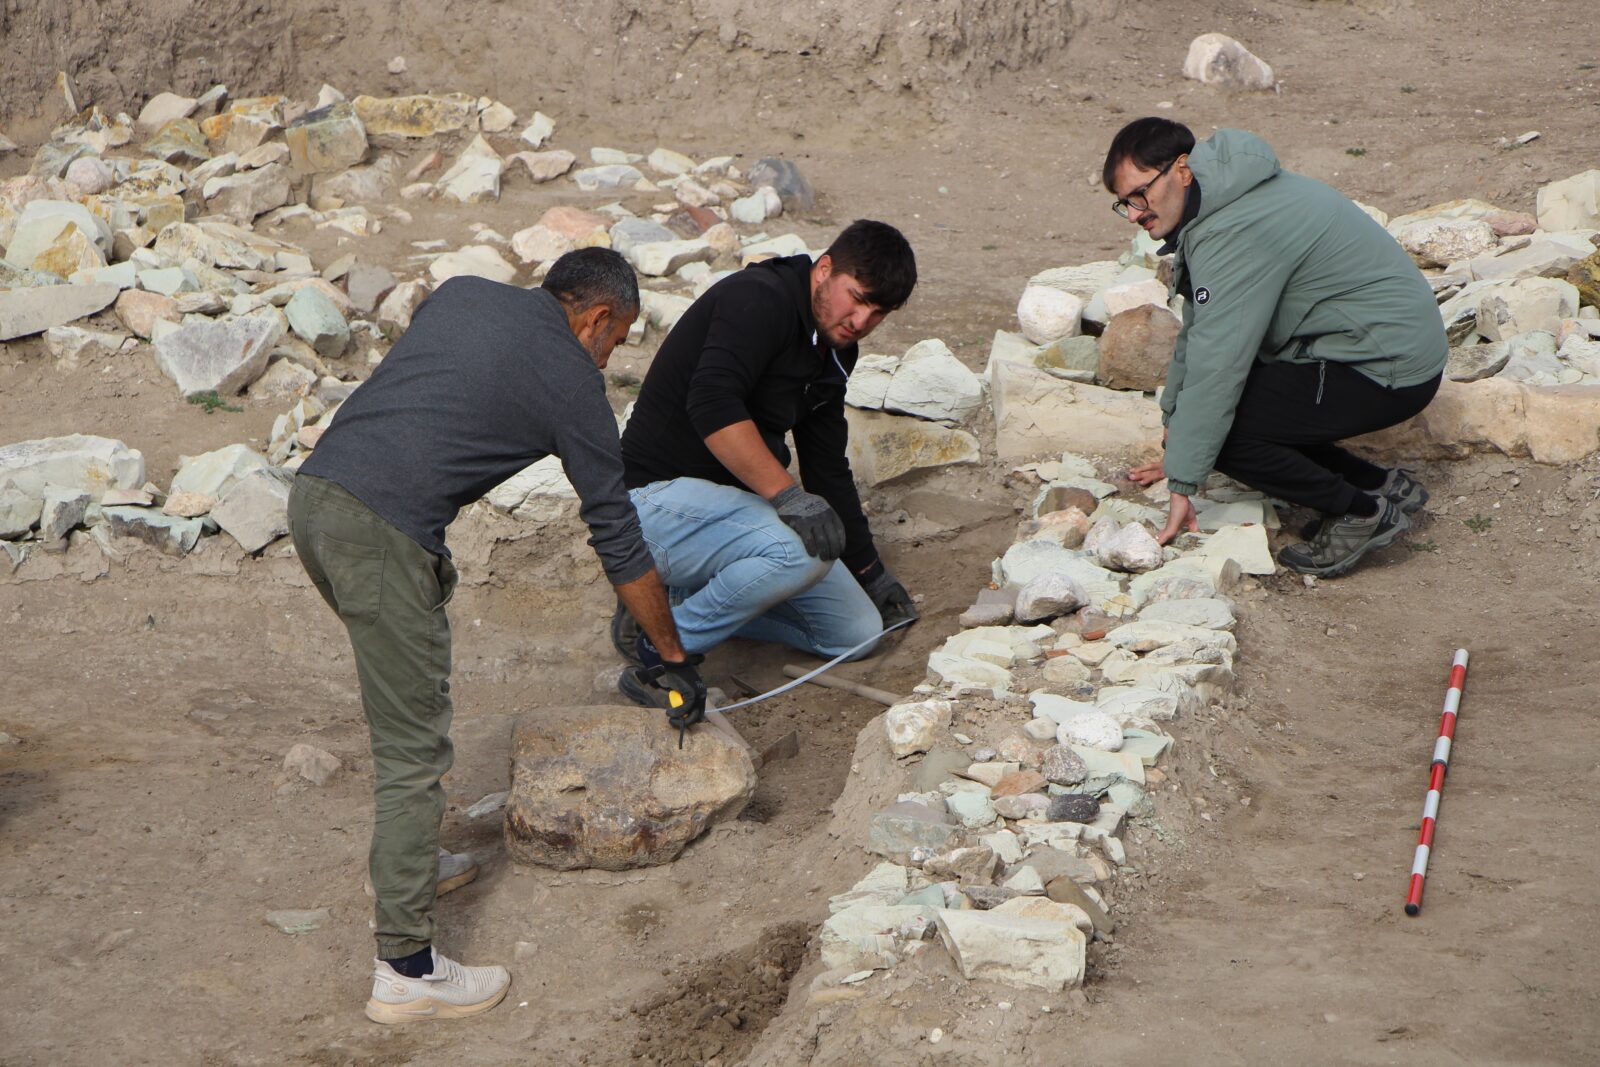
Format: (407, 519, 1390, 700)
(1279, 510, 1411, 579)
(364, 862, 479, 900)
(437, 865, 479, 896)
(364, 985, 509, 1025)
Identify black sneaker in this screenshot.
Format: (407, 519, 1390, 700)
(1379, 468, 1429, 515)
(618, 665, 669, 709)
(611, 599, 641, 664)
(1278, 498, 1411, 578)
(617, 631, 668, 707)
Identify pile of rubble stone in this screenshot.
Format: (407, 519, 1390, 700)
(1, 78, 922, 563)
(810, 447, 1262, 992)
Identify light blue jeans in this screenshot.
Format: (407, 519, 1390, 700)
(628, 477, 883, 659)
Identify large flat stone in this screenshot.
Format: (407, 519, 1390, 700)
(484, 455, 578, 522)
(1536, 169, 1600, 233)
(819, 904, 937, 970)
(351, 93, 476, 138)
(101, 505, 205, 556)
(505, 705, 756, 870)
(5, 199, 112, 267)
(202, 162, 291, 222)
(0, 284, 120, 341)
(844, 408, 980, 485)
(991, 360, 1162, 461)
(881, 339, 985, 423)
(284, 103, 368, 173)
(1356, 377, 1600, 464)
(210, 467, 292, 552)
(437, 135, 503, 203)
(934, 909, 1087, 990)
(170, 443, 269, 499)
(154, 315, 283, 397)
(0, 484, 41, 539)
(866, 801, 958, 860)
(1188, 524, 1275, 576)
(0, 434, 144, 500)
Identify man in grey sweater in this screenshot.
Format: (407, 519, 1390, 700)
(289, 248, 704, 1024)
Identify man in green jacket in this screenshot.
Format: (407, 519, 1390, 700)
(1109, 119, 1446, 577)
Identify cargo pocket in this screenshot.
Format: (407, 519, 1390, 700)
(316, 530, 386, 626)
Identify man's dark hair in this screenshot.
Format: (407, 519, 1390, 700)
(822, 219, 917, 310)
(541, 247, 639, 316)
(1102, 117, 1197, 191)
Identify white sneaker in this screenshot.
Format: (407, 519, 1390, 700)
(363, 848, 479, 899)
(364, 950, 511, 1024)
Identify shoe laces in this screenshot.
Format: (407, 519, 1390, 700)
(428, 952, 465, 985)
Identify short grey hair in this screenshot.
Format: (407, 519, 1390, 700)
(541, 247, 640, 316)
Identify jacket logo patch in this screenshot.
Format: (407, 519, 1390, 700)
(1194, 286, 1211, 305)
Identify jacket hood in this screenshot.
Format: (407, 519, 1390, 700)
(1189, 129, 1281, 221)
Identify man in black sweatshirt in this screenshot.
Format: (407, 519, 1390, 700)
(289, 249, 703, 1024)
(615, 220, 918, 696)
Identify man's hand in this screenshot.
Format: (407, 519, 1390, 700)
(643, 654, 708, 743)
(770, 484, 845, 561)
(859, 560, 919, 628)
(1158, 493, 1199, 545)
(1128, 459, 1166, 487)
(1129, 427, 1169, 486)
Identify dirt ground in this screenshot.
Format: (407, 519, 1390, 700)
(4, 0, 1600, 1063)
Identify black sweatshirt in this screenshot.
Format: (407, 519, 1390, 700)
(299, 276, 654, 584)
(620, 255, 878, 574)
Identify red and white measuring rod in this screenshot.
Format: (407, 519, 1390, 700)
(1405, 648, 1469, 916)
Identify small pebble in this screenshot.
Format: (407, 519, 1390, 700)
(264, 908, 331, 935)
(929, 1028, 943, 1044)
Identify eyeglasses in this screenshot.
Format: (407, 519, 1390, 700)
(1112, 158, 1177, 218)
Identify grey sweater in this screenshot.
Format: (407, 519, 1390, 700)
(298, 277, 653, 584)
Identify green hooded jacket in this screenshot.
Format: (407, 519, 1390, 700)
(1160, 129, 1447, 496)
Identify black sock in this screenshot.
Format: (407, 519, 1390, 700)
(384, 946, 433, 978)
(1347, 493, 1380, 519)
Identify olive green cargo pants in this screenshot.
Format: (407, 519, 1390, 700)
(287, 474, 458, 959)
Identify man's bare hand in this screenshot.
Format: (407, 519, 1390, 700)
(1157, 493, 1199, 545)
(1128, 460, 1166, 487)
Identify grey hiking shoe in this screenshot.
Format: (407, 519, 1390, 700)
(1278, 498, 1411, 578)
(1379, 468, 1429, 515)
(611, 598, 642, 664)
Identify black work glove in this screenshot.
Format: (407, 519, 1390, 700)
(651, 659, 708, 746)
(637, 634, 708, 746)
(770, 484, 846, 562)
(857, 558, 919, 628)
